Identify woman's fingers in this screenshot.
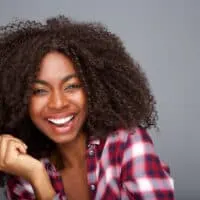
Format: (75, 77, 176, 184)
(4, 140, 26, 167)
(0, 135, 27, 151)
(0, 135, 27, 150)
(0, 137, 8, 166)
(0, 134, 27, 172)
(0, 134, 43, 183)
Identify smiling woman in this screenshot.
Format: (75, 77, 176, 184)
(29, 52, 87, 146)
(0, 16, 174, 199)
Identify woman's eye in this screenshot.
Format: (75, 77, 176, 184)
(33, 89, 48, 95)
(64, 84, 82, 91)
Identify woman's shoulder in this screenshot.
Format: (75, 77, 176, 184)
(94, 127, 153, 160)
(104, 127, 152, 145)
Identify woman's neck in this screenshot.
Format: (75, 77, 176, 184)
(57, 133, 87, 169)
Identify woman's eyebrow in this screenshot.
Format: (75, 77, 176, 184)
(61, 74, 78, 83)
(34, 79, 49, 86)
(34, 73, 78, 86)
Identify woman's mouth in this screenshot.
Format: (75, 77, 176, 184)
(46, 114, 76, 134)
(47, 115, 75, 126)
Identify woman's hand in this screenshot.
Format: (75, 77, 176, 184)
(0, 134, 43, 183)
(1, 134, 57, 199)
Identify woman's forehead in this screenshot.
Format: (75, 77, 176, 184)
(37, 51, 76, 79)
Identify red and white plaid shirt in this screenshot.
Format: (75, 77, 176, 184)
(6, 128, 174, 199)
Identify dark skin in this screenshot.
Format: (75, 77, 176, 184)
(0, 16, 158, 198)
(0, 17, 158, 167)
(30, 51, 90, 199)
(59, 133, 90, 200)
(0, 52, 90, 200)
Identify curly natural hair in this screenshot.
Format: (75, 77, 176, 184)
(0, 16, 157, 160)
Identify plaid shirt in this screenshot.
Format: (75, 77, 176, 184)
(6, 128, 174, 199)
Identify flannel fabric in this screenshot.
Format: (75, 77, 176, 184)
(6, 128, 174, 199)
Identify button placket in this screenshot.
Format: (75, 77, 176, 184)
(87, 143, 97, 196)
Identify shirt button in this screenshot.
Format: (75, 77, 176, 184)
(90, 184, 96, 191)
(88, 149, 95, 156)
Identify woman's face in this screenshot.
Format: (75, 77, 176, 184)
(29, 51, 87, 145)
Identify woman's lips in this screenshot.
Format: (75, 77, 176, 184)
(47, 114, 76, 134)
(47, 115, 74, 126)
(45, 112, 76, 120)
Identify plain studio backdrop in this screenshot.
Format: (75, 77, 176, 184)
(0, 1, 199, 199)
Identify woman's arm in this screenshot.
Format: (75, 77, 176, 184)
(30, 165, 56, 200)
(6, 169, 56, 200)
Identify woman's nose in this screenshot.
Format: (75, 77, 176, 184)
(47, 91, 68, 110)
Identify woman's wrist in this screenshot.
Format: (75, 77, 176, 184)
(30, 164, 56, 200)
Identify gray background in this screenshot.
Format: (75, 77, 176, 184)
(0, 0, 199, 199)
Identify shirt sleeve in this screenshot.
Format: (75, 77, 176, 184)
(6, 176, 67, 200)
(121, 128, 175, 199)
(6, 176, 35, 200)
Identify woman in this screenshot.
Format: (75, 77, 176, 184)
(0, 16, 174, 199)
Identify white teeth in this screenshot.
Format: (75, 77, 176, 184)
(48, 115, 74, 125)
